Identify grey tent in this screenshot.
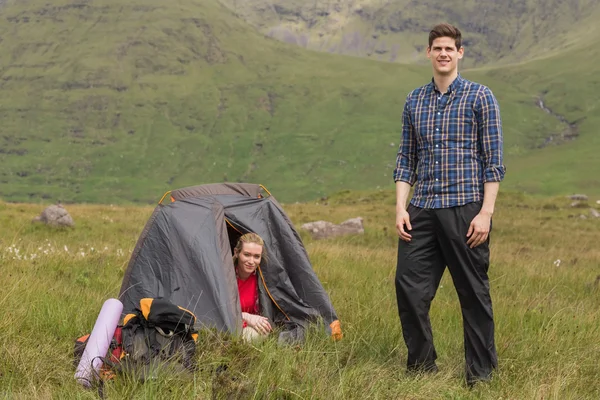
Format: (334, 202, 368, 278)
(118, 183, 342, 341)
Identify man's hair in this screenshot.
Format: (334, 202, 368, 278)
(428, 23, 462, 49)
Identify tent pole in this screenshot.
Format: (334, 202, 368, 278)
(158, 191, 172, 205)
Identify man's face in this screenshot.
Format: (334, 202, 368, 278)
(427, 37, 464, 76)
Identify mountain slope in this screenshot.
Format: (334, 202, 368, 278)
(219, 0, 600, 68)
(0, 0, 430, 203)
(0, 0, 597, 204)
(472, 40, 600, 195)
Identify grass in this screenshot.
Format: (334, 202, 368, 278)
(1, 190, 599, 398)
(0, 0, 599, 205)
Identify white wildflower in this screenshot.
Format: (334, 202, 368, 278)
(64, 245, 69, 252)
(553, 259, 561, 267)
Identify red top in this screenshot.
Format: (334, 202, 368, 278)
(237, 273, 259, 328)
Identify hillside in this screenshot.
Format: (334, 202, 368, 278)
(220, 0, 600, 68)
(0, 0, 426, 203)
(0, 0, 598, 205)
(470, 39, 600, 195)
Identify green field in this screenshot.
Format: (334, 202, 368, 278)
(0, 0, 598, 205)
(1, 191, 599, 398)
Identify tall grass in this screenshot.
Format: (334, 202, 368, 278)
(0, 190, 599, 399)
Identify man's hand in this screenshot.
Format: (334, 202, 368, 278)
(396, 208, 412, 242)
(242, 312, 272, 335)
(466, 211, 491, 248)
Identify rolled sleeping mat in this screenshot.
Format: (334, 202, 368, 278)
(74, 298, 123, 387)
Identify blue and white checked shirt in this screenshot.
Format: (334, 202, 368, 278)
(393, 74, 506, 209)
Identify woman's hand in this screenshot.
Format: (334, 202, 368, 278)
(242, 312, 272, 335)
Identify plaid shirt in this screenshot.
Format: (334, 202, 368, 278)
(393, 74, 506, 208)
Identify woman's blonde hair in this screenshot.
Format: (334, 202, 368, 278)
(232, 232, 267, 266)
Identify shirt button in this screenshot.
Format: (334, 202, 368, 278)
(436, 128, 439, 131)
(435, 145, 439, 148)
(435, 161, 439, 164)
(435, 179, 439, 181)
(437, 112, 441, 115)
(435, 194, 438, 197)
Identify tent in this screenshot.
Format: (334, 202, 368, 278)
(118, 183, 342, 341)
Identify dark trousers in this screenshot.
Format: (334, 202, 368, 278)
(395, 202, 498, 382)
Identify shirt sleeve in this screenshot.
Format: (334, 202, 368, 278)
(393, 94, 418, 184)
(476, 86, 506, 183)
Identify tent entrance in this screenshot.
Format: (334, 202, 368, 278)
(224, 218, 291, 322)
(225, 218, 245, 256)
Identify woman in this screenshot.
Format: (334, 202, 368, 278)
(233, 233, 272, 341)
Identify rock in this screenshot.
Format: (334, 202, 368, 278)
(32, 204, 74, 227)
(579, 214, 588, 220)
(301, 217, 364, 239)
(339, 217, 364, 230)
(568, 194, 588, 201)
(571, 201, 588, 208)
(590, 208, 600, 218)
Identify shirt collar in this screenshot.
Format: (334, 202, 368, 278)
(428, 73, 464, 94)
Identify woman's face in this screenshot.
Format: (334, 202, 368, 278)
(236, 242, 263, 277)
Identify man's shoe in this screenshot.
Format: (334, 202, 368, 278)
(407, 363, 439, 375)
(466, 375, 492, 389)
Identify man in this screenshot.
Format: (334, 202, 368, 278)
(393, 23, 505, 387)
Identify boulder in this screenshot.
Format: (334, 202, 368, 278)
(301, 217, 364, 239)
(590, 208, 600, 218)
(32, 204, 75, 227)
(568, 194, 588, 201)
(570, 201, 588, 208)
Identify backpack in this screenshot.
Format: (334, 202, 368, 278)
(73, 298, 198, 384)
(118, 298, 198, 381)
